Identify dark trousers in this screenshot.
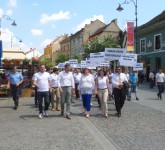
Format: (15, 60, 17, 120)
(11, 84, 20, 106)
(149, 79, 154, 88)
(113, 88, 126, 113)
(38, 91, 50, 114)
(34, 87, 38, 106)
(75, 83, 80, 98)
(96, 94, 101, 108)
(157, 82, 164, 99)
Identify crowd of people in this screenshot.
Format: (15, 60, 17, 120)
(5, 64, 165, 120)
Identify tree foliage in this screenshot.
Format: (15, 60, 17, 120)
(83, 35, 119, 58)
(55, 53, 69, 64)
(39, 58, 53, 68)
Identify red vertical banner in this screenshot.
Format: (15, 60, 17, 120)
(127, 22, 134, 51)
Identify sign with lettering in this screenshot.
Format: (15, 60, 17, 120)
(105, 48, 126, 61)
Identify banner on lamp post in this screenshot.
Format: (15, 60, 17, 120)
(0, 40, 2, 67)
(127, 22, 134, 51)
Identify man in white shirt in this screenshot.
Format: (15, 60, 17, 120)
(32, 64, 52, 119)
(50, 68, 62, 111)
(74, 69, 82, 99)
(156, 69, 165, 99)
(112, 66, 128, 117)
(59, 64, 75, 119)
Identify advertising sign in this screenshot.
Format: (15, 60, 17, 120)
(127, 22, 134, 51)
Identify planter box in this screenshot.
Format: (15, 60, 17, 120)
(21, 88, 32, 97)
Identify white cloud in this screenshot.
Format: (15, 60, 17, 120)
(0, 8, 4, 18)
(6, 10, 13, 16)
(0, 28, 28, 50)
(75, 15, 105, 31)
(8, 0, 17, 7)
(31, 29, 43, 36)
(40, 10, 71, 24)
(41, 39, 52, 48)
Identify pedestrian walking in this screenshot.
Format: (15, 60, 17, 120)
(32, 64, 52, 119)
(79, 67, 95, 118)
(128, 71, 139, 101)
(149, 71, 155, 88)
(95, 69, 110, 118)
(73, 69, 82, 99)
(59, 64, 75, 120)
(50, 68, 62, 111)
(156, 69, 165, 100)
(108, 69, 114, 100)
(112, 66, 128, 117)
(7, 66, 24, 110)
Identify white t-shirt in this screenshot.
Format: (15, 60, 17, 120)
(33, 72, 51, 92)
(50, 73, 60, 88)
(97, 76, 108, 89)
(156, 72, 165, 83)
(74, 73, 82, 84)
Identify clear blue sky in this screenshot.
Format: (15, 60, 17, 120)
(0, 0, 164, 53)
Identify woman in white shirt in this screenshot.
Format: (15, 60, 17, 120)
(95, 69, 110, 118)
(79, 67, 95, 118)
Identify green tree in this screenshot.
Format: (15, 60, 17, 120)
(73, 54, 81, 63)
(39, 58, 53, 68)
(83, 35, 119, 58)
(55, 53, 69, 64)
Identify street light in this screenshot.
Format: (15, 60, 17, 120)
(0, 15, 17, 35)
(116, 0, 138, 53)
(0, 15, 17, 66)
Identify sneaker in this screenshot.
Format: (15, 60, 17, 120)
(43, 111, 48, 117)
(66, 115, 71, 120)
(105, 113, 108, 118)
(85, 114, 90, 118)
(136, 97, 139, 100)
(38, 113, 43, 119)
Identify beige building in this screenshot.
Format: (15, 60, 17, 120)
(70, 19, 106, 58)
(89, 19, 122, 42)
(52, 35, 67, 64)
(2, 48, 26, 59)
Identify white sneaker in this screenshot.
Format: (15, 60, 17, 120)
(86, 114, 90, 118)
(38, 113, 43, 119)
(44, 111, 48, 117)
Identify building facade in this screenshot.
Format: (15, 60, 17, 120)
(70, 19, 106, 58)
(137, 10, 165, 74)
(89, 19, 121, 42)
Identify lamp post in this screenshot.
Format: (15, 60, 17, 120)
(0, 15, 17, 66)
(116, 0, 138, 53)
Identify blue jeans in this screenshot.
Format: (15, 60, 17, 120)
(157, 82, 164, 99)
(81, 94, 92, 112)
(38, 91, 50, 114)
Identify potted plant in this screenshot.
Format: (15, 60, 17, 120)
(23, 58, 30, 65)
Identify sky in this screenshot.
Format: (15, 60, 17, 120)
(0, 0, 164, 54)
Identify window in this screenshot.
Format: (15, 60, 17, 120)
(154, 34, 161, 50)
(140, 38, 146, 53)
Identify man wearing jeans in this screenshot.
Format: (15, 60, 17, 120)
(59, 64, 75, 120)
(32, 64, 52, 119)
(7, 66, 24, 110)
(156, 69, 165, 100)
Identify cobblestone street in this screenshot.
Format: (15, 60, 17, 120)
(0, 85, 165, 150)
